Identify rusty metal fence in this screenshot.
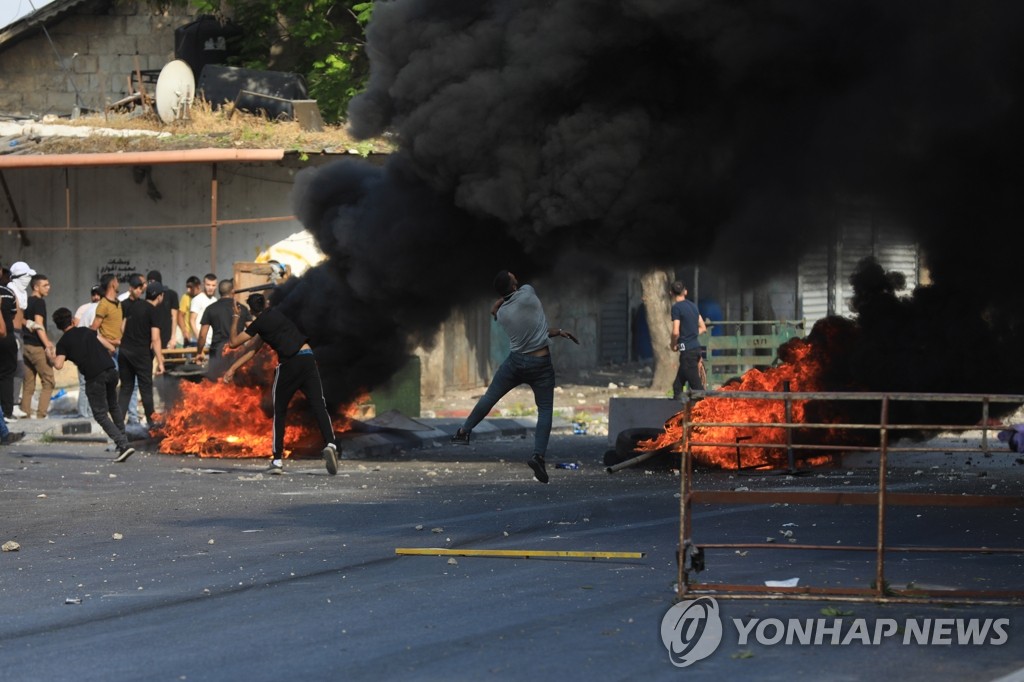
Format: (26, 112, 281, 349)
(676, 390, 1024, 605)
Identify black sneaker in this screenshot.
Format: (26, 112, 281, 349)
(266, 460, 284, 475)
(528, 454, 549, 484)
(322, 443, 339, 476)
(450, 428, 470, 445)
(114, 446, 135, 463)
(1, 431, 25, 445)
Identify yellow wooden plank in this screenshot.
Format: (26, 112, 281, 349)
(395, 548, 645, 559)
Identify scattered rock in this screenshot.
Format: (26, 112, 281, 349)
(112, 533, 123, 540)
(2, 541, 20, 552)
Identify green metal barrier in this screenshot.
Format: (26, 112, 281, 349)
(700, 320, 805, 388)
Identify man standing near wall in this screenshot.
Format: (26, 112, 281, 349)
(178, 275, 200, 346)
(669, 280, 707, 400)
(8, 261, 35, 419)
(146, 270, 179, 350)
(21, 274, 56, 418)
(0, 277, 23, 445)
(189, 274, 217, 351)
(91, 274, 123, 349)
(0, 266, 21, 421)
(195, 279, 251, 362)
(118, 276, 166, 427)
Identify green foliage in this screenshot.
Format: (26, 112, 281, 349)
(191, 1, 374, 123)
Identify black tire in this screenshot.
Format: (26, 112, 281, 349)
(604, 428, 669, 467)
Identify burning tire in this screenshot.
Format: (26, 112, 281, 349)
(603, 427, 672, 468)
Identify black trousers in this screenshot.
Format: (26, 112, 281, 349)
(118, 345, 155, 423)
(86, 367, 129, 450)
(0, 334, 17, 417)
(672, 348, 705, 399)
(272, 353, 335, 457)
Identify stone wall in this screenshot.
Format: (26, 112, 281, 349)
(0, 1, 196, 116)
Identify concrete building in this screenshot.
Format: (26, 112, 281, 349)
(0, 0, 194, 117)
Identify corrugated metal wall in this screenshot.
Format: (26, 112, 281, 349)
(598, 272, 630, 363)
(799, 206, 919, 328)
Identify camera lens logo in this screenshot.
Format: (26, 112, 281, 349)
(660, 597, 723, 667)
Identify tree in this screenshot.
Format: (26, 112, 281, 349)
(193, 0, 374, 123)
(641, 267, 676, 394)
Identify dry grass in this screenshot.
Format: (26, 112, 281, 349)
(37, 97, 395, 156)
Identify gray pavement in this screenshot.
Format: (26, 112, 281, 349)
(1, 419, 1023, 681)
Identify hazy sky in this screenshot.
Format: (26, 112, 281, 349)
(1, 0, 58, 29)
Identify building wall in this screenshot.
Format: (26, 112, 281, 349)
(0, 156, 320, 324)
(798, 206, 920, 328)
(0, 1, 196, 116)
(0, 155, 604, 400)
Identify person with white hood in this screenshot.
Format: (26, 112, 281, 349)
(8, 261, 33, 310)
(7, 262, 35, 419)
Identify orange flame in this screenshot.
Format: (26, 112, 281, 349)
(643, 325, 847, 470)
(157, 349, 362, 458)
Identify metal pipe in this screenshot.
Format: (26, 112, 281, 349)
(64, 166, 70, 229)
(678, 399, 693, 600)
(689, 490, 1024, 507)
(395, 548, 645, 560)
(783, 380, 794, 471)
(876, 395, 889, 599)
(672, 390, 1024, 402)
(210, 164, 218, 274)
(0, 148, 286, 169)
(695, 543, 1024, 553)
(685, 586, 1024, 606)
(605, 448, 663, 473)
(7, 214, 297, 232)
(982, 397, 990, 453)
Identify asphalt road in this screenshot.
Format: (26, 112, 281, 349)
(1, 434, 1022, 681)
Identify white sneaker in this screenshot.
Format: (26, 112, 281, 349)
(322, 443, 339, 476)
(12, 407, 28, 419)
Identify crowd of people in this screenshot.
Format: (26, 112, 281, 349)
(0, 258, 340, 474)
(0, 261, 696, 483)
(0, 261, 234, 459)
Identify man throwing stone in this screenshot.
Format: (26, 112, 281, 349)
(50, 307, 134, 462)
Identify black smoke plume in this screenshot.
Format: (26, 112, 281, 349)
(281, 1, 1024, 409)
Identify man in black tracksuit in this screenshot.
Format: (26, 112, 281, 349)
(223, 293, 338, 476)
(0, 267, 19, 418)
(50, 307, 134, 462)
(118, 276, 166, 426)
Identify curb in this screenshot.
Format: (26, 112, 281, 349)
(9, 414, 572, 461)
